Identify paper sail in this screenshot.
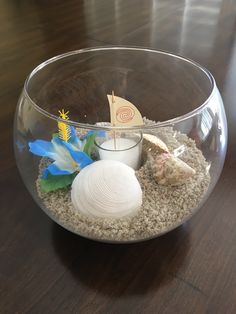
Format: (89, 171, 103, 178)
(107, 94, 144, 126)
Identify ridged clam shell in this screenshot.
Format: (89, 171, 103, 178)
(71, 160, 142, 218)
(143, 134, 169, 154)
(152, 153, 196, 186)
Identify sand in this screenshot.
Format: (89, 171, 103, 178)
(36, 119, 210, 242)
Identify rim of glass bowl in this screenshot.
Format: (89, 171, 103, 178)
(24, 46, 216, 131)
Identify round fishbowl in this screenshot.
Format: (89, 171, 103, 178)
(14, 47, 227, 243)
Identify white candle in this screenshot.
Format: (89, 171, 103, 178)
(98, 138, 141, 170)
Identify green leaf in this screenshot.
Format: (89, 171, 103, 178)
(40, 173, 77, 193)
(52, 133, 59, 138)
(83, 133, 97, 157)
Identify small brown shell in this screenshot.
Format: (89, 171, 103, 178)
(152, 153, 196, 186)
(143, 134, 169, 155)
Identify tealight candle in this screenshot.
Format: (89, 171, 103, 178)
(96, 134, 142, 170)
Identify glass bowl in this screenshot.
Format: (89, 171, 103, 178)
(14, 47, 227, 243)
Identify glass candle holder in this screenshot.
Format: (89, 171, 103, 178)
(95, 132, 143, 170)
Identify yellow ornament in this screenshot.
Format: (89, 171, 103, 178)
(58, 109, 71, 142)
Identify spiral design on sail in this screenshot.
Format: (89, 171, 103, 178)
(116, 106, 135, 123)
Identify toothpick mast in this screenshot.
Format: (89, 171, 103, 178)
(111, 90, 117, 149)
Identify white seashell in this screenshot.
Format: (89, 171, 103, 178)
(152, 153, 196, 186)
(143, 134, 169, 154)
(71, 160, 142, 218)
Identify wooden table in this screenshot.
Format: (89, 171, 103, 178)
(1, 0, 236, 313)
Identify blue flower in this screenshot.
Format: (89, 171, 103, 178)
(29, 135, 93, 178)
(28, 124, 107, 179)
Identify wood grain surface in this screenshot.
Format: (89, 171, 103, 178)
(1, 0, 236, 313)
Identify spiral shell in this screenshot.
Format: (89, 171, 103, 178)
(152, 153, 196, 186)
(71, 160, 142, 218)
